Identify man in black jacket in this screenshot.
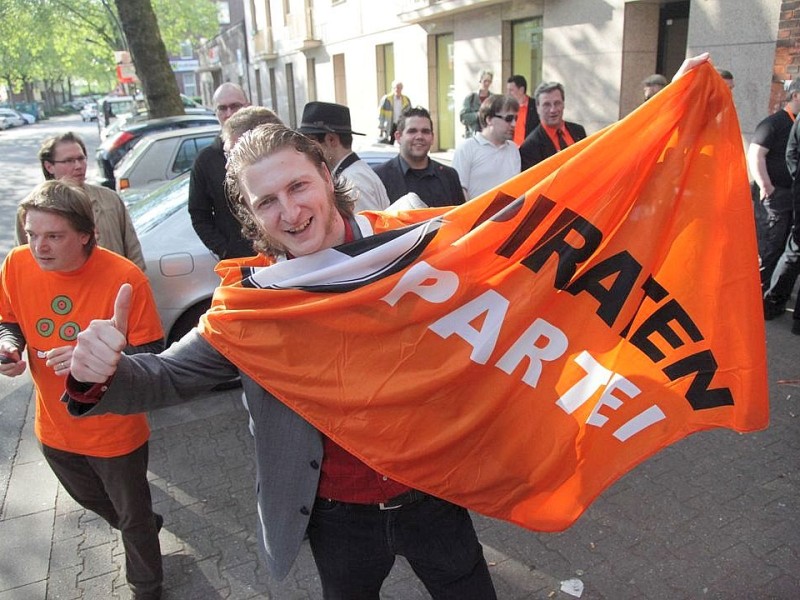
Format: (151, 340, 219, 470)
(519, 81, 586, 171)
(188, 83, 252, 259)
(506, 75, 539, 146)
(762, 98, 800, 334)
(748, 79, 800, 296)
(374, 106, 465, 208)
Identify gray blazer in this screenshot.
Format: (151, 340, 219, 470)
(68, 330, 322, 581)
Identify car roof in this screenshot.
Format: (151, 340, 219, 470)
(134, 124, 221, 143)
(122, 114, 218, 132)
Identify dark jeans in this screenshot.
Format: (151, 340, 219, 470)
(41, 442, 162, 598)
(308, 494, 497, 600)
(764, 187, 800, 319)
(753, 184, 794, 290)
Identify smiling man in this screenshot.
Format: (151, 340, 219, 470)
(519, 81, 587, 171)
(374, 106, 465, 207)
(1, 180, 165, 599)
(64, 124, 497, 599)
(16, 132, 145, 270)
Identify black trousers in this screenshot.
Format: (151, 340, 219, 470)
(764, 186, 800, 319)
(753, 184, 794, 290)
(308, 494, 497, 600)
(41, 442, 162, 598)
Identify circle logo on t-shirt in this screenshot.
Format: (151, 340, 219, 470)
(36, 294, 81, 341)
(36, 318, 55, 337)
(51, 295, 73, 315)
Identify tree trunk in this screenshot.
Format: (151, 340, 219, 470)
(113, 0, 184, 118)
(41, 79, 52, 113)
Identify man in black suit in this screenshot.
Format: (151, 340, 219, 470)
(506, 75, 540, 147)
(519, 81, 586, 171)
(188, 83, 253, 259)
(374, 106, 465, 208)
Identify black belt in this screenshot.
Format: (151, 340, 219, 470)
(316, 489, 428, 511)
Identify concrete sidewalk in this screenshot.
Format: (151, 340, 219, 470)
(0, 384, 570, 600)
(0, 318, 798, 599)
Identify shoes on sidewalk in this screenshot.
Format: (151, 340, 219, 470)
(763, 299, 786, 320)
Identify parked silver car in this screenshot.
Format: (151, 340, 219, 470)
(0, 108, 27, 127)
(128, 174, 219, 344)
(80, 103, 98, 122)
(115, 124, 220, 192)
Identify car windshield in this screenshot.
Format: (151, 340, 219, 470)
(106, 99, 136, 115)
(129, 174, 191, 235)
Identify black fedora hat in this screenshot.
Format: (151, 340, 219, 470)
(298, 101, 365, 136)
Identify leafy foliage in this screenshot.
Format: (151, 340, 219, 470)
(0, 0, 218, 96)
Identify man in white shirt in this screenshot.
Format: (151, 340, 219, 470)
(299, 102, 390, 212)
(452, 95, 521, 201)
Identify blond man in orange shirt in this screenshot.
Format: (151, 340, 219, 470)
(0, 181, 165, 600)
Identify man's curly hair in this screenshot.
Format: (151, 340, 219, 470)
(224, 123, 355, 256)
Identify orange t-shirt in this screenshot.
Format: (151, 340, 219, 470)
(0, 246, 164, 457)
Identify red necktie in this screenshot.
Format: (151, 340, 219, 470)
(557, 129, 568, 151)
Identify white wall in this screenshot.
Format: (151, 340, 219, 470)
(543, 0, 627, 134)
(244, 0, 782, 144)
(687, 0, 782, 140)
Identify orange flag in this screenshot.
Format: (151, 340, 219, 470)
(200, 64, 768, 532)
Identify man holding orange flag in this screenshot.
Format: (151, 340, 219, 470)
(63, 52, 765, 597)
(65, 126, 498, 598)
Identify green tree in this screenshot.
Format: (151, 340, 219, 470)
(114, 0, 183, 117)
(152, 0, 218, 55)
(0, 0, 46, 101)
(0, 0, 218, 112)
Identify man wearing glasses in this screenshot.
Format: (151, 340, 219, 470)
(188, 82, 254, 259)
(16, 132, 145, 271)
(452, 95, 521, 201)
(519, 81, 587, 171)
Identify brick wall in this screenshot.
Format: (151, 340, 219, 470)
(772, 0, 800, 112)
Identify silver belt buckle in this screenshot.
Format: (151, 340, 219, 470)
(378, 501, 401, 510)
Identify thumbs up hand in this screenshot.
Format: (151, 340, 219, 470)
(111, 282, 131, 336)
(71, 284, 132, 383)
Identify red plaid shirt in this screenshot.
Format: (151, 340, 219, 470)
(315, 215, 410, 503)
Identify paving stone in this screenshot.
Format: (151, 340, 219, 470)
(76, 541, 117, 582)
(3, 332, 800, 598)
(44, 565, 81, 600)
(0, 581, 48, 600)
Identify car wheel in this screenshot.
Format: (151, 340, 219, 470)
(166, 300, 241, 390)
(167, 299, 211, 346)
